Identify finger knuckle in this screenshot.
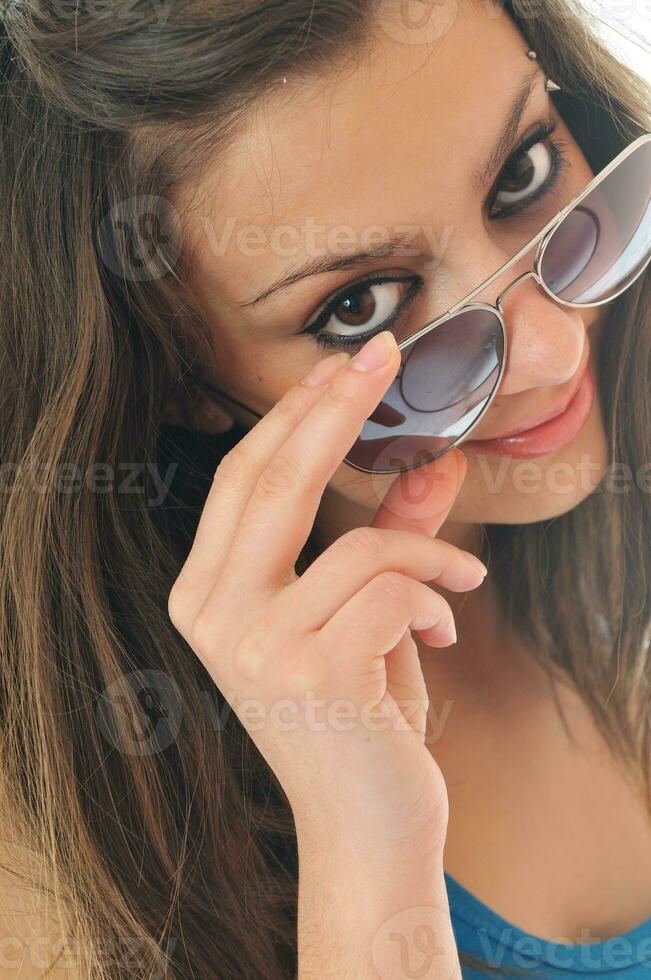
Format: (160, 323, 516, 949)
(258, 453, 310, 500)
(320, 376, 359, 413)
(233, 629, 271, 684)
(190, 611, 221, 656)
(167, 582, 188, 631)
(427, 592, 453, 628)
(426, 537, 454, 558)
(339, 526, 384, 560)
(370, 570, 410, 602)
(214, 445, 249, 488)
(285, 662, 322, 702)
(274, 390, 302, 422)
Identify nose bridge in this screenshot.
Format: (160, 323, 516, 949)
(492, 266, 585, 396)
(495, 270, 541, 312)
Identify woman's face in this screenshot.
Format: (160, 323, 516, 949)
(177, 0, 610, 532)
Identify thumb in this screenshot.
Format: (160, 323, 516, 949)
(370, 447, 468, 538)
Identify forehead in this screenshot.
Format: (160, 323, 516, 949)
(181, 0, 534, 311)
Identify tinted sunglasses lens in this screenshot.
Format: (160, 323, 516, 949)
(540, 138, 651, 304)
(343, 309, 504, 474)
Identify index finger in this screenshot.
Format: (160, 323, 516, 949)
(226, 330, 402, 588)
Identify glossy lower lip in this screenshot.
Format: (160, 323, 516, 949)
(464, 362, 595, 458)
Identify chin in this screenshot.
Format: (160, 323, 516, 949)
(450, 396, 610, 525)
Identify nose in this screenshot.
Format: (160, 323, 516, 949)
(491, 270, 586, 396)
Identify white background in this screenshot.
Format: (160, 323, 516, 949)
(579, 0, 651, 83)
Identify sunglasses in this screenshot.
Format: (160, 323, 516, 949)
(201, 132, 651, 475)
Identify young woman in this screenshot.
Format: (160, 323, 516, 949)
(1, 0, 650, 976)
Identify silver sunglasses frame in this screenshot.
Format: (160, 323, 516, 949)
(200, 132, 651, 475)
(347, 130, 651, 474)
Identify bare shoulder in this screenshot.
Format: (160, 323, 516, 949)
(0, 840, 84, 980)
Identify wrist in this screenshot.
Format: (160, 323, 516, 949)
(294, 801, 449, 869)
(296, 838, 459, 980)
(296, 822, 446, 877)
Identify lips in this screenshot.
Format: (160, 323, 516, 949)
(471, 339, 591, 442)
(463, 361, 595, 458)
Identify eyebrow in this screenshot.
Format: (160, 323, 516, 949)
(239, 65, 544, 309)
(474, 65, 543, 189)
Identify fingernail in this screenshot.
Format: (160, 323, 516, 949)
(444, 617, 457, 646)
(467, 556, 488, 578)
(300, 351, 351, 387)
(350, 330, 397, 372)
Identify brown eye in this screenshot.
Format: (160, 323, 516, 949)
(491, 141, 554, 214)
(308, 279, 409, 343)
(299, 273, 424, 351)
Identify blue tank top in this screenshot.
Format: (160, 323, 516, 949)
(445, 871, 651, 978)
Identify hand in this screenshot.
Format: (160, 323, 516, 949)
(167, 330, 485, 859)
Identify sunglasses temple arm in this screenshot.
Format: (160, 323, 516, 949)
(198, 379, 265, 422)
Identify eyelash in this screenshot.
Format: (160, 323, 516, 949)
(487, 117, 569, 220)
(300, 118, 569, 352)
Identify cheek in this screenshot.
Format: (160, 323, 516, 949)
(210, 311, 373, 418)
(207, 332, 310, 414)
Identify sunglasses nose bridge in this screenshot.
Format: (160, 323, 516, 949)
(495, 269, 542, 313)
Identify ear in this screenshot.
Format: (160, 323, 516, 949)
(161, 384, 236, 434)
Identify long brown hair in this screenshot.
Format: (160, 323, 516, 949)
(1, 0, 649, 975)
